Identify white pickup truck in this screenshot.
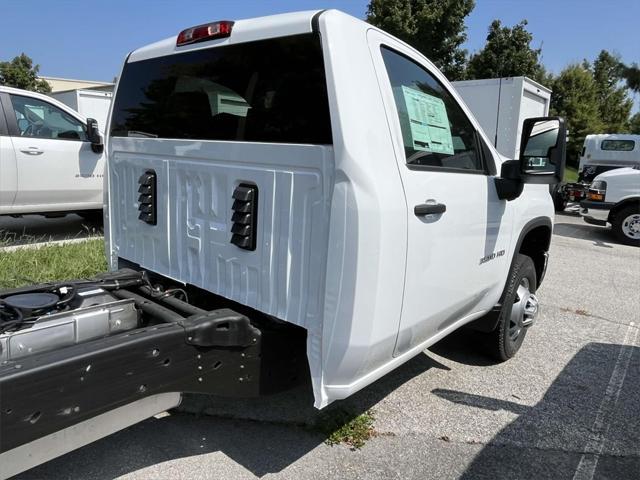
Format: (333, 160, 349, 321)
(0, 10, 566, 477)
(580, 166, 640, 245)
(0, 86, 104, 219)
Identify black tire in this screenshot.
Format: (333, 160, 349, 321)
(611, 205, 640, 247)
(487, 254, 537, 362)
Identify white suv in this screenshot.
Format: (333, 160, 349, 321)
(0, 86, 104, 218)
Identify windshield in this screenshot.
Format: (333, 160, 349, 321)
(110, 33, 332, 145)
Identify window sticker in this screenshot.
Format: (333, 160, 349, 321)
(398, 86, 454, 155)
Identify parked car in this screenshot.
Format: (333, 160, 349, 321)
(0, 86, 104, 219)
(580, 166, 640, 246)
(0, 10, 566, 477)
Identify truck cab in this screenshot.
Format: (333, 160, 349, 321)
(0, 10, 566, 477)
(0, 86, 104, 218)
(104, 9, 565, 405)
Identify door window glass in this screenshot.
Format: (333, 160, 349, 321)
(381, 47, 483, 172)
(9, 95, 87, 141)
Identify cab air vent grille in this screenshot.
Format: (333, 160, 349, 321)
(138, 170, 157, 225)
(230, 184, 258, 251)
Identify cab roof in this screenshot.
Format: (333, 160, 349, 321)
(128, 10, 325, 63)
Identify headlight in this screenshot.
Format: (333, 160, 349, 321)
(587, 180, 607, 201)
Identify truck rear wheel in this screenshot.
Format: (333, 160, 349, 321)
(612, 205, 640, 246)
(487, 254, 538, 361)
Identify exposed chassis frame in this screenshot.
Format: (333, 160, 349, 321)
(0, 274, 308, 454)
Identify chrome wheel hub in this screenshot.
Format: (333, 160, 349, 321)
(508, 278, 538, 342)
(621, 214, 640, 239)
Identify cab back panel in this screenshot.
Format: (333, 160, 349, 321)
(109, 138, 333, 337)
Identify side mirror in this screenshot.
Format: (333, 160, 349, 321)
(87, 118, 104, 154)
(518, 117, 566, 184)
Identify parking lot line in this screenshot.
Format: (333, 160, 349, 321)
(572, 322, 638, 480)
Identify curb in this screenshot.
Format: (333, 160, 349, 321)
(0, 237, 101, 253)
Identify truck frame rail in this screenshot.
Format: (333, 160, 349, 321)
(0, 271, 308, 454)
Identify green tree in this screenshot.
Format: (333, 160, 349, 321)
(630, 113, 640, 134)
(592, 50, 633, 132)
(619, 62, 640, 92)
(366, 0, 475, 80)
(550, 64, 604, 167)
(0, 53, 51, 93)
(466, 20, 545, 83)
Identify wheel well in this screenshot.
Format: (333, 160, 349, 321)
(519, 225, 551, 288)
(608, 198, 640, 223)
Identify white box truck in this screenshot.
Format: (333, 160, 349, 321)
(0, 10, 567, 477)
(452, 77, 552, 159)
(49, 88, 113, 134)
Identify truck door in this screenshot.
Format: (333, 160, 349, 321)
(0, 94, 18, 210)
(4, 93, 103, 210)
(367, 32, 513, 355)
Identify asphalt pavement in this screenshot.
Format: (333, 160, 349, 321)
(13, 207, 640, 480)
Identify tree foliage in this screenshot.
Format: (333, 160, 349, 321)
(366, 0, 475, 80)
(630, 113, 640, 134)
(619, 62, 640, 93)
(592, 50, 633, 132)
(0, 53, 51, 93)
(466, 19, 545, 83)
(549, 64, 604, 166)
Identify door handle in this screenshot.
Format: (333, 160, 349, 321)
(414, 202, 446, 216)
(20, 148, 44, 155)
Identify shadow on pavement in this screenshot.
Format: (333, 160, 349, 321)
(16, 352, 447, 479)
(435, 341, 640, 480)
(429, 328, 498, 367)
(553, 221, 617, 248)
(17, 334, 639, 479)
(0, 214, 102, 247)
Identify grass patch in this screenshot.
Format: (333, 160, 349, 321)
(0, 239, 107, 289)
(564, 166, 578, 183)
(314, 409, 376, 450)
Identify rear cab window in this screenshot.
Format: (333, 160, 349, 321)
(600, 139, 635, 151)
(111, 33, 332, 145)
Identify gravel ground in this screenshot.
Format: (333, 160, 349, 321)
(14, 207, 640, 480)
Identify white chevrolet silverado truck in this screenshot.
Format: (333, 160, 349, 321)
(0, 10, 566, 477)
(0, 86, 104, 219)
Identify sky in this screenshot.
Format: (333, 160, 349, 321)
(0, 0, 638, 88)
